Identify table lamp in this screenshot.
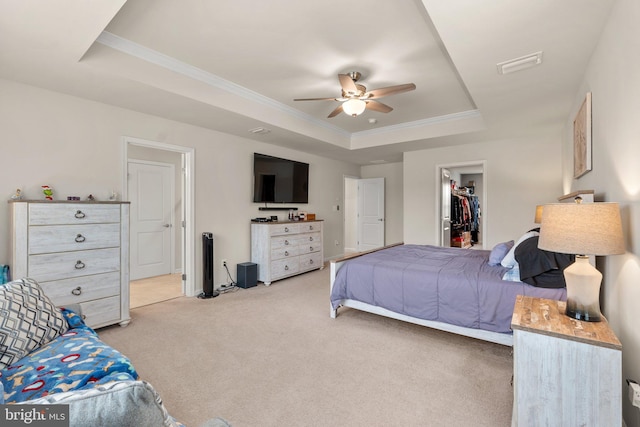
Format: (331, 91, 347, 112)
(534, 205, 544, 224)
(538, 202, 625, 321)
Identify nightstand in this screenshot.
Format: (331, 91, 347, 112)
(511, 295, 622, 426)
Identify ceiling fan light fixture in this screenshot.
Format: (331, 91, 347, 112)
(342, 99, 366, 117)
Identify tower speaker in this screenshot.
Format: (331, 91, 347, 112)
(237, 262, 257, 289)
(199, 232, 219, 299)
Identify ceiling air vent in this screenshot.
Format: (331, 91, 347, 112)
(248, 127, 271, 135)
(497, 51, 543, 75)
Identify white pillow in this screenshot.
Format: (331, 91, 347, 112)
(500, 230, 540, 268)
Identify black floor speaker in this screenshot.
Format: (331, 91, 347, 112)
(237, 262, 257, 289)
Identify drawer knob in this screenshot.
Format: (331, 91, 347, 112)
(310, 226, 314, 230)
(284, 265, 289, 271)
(310, 246, 313, 251)
(71, 286, 82, 296)
(284, 240, 289, 246)
(284, 227, 289, 232)
(285, 251, 289, 256)
(74, 210, 86, 219)
(309, 236, 313, 241)
(75, 234, 86, 243)
(75, 260, 86, 269)
(310, 259, 314, 264)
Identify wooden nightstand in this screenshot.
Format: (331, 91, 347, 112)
(511, 295, 622, 426)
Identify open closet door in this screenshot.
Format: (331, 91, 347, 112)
(441, 169, 451, 247)
(357, 178, 385, 251)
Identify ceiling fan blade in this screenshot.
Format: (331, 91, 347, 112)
(366, 83, 416, 99)
(365, 100, 393, 113)
(327, 104, 344, 118)
(293, 97, 339, 101)
(338, 74, 359, 95)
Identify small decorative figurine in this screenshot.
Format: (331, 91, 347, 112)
(42, 185, 53, 200)
(10, 189, 22, 201)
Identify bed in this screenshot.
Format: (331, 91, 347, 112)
(329, 240, 569, 346)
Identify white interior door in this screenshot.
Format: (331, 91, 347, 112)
(128, 160, 174, 280)
(357, 177, 385, 251)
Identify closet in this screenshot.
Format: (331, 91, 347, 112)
(450, 187, 481, 248)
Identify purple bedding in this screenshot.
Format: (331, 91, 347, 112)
(330, 244, 567, 334)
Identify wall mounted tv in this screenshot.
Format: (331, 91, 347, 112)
(253, 153, 309, 204)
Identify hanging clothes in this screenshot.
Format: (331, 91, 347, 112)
(451, 190, 481, 243)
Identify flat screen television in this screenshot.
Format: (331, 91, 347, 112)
(253, 153, 309, 203)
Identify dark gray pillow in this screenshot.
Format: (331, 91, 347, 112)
(514, 236, 574, 288)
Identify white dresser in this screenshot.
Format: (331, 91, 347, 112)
(251, 220, 324, 285)
(10, 201, 131, 328)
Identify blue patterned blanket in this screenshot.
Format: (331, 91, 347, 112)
(0, 308, 138, 403)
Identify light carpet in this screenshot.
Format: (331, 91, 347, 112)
(98, 266, 513, 427)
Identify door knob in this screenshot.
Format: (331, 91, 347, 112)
(163, 224, 171, 228)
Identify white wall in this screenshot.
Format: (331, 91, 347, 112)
(562, 0, 640, 423)
(0, 79, 360, 292)
(404, 136, 563, 248)
(361, 162, 403, 245)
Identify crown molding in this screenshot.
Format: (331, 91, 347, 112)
(95, 31, 349, 138)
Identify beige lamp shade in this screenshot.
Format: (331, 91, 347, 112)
(538, 202, 625, 256)
(534, 205, 544, 224)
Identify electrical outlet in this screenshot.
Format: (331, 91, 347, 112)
(221, 259, 227, 268)
(629, 380, 640, 408)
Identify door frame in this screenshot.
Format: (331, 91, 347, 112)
(127, 159, 175, 279)
(435, 160, 487, 249)
(122, 136, 197, 297)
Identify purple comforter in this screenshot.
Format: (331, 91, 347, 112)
(330, 244, 567, 334)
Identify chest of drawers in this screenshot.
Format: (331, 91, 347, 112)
(251, 220, 323, 285)
(10, 201, 131, 328)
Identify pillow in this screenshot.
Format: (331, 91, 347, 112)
(500, 230, 540, 268)
(0, 278, 68, 370)
(502, 265, 521, 282)
(20, 379, 181, 427)
(488, 240, 515, 266)
(514, 236, 574, 288)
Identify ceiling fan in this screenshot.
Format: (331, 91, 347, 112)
(294, 72, 416, 118)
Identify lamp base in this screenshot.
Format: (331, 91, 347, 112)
(565, 300, 602, 322)
(563, 255, 603, 322)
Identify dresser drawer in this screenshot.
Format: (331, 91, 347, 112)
(270, 257, 299, 279)
(299, 252, 322, 271)
(298, 241, 322, 255)
(270, 235, 298, 250)
(269, 223, 300, 236)
(28, 248, 121, 282)
(271, 245, 299, 261)
(295, 231, 321, 246)
(299, 222, 322, 233)
(28, 223, 121, 254)
(80, 296, 121, 329)
(39, 272, 121, 306)
(29, 203, 121, 225)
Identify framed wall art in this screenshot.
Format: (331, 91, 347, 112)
(573, 92, 592, 178)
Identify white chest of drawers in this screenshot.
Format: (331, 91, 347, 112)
(251, 220, 324, 285)
(10, 201, 131, 328)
